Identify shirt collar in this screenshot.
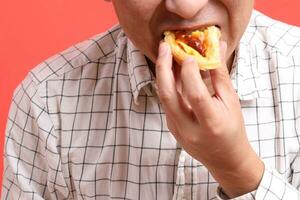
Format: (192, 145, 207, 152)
(126, 39, 155, 105)
(230, 10, 273, 101)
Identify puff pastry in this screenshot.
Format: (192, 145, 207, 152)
(164, 26, 221, 70)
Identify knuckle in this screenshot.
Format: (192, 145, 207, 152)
(155, 61, 163, 71)
(232, 94, 240, 103)
(218, 70, 229, 81)
(155, 57, 167, 69)
(187, 93, 205, 105)
(210, 126, 223, 137)
(219, 66, 229, 74)
(166, 117, 177, 133)
(186, 134, 201, 145)
(158, 91, 173, 104)
(214, 67, 229, 80)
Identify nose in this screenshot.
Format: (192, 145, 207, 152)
(165, 0, 208, 19)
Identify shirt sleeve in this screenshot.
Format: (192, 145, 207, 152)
(1, 75, 70, 199)
(216, 160, 300, 200)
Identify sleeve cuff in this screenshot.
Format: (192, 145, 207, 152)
(255, 162, 299, 199)
(216, 186, 255, 200)
(216, 161, 299, 199)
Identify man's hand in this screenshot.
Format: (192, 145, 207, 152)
(155, 42, 264, 198)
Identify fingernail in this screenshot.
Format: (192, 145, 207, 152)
(183, 56, 195, 64)
(159, 42, 169, 57)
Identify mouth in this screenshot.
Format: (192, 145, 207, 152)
(161, 24, 221, 40)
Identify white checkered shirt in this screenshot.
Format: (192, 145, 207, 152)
(3, 10, 300, 200)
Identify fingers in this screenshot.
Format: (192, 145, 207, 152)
(155, 42, 190, 124)
(180, 57, 216, 122)
(209, 41, 236, 98)
(166, 115, 177, 135)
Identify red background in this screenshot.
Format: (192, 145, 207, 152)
(1, 0, 300, 194)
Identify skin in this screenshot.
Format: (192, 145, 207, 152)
(111, 0, 254, 68)
(110, 0, 264, 197)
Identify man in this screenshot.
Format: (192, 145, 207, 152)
(2, 0, 300, 199)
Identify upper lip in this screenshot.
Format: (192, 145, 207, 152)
(161, 23, 220, 36)
(163, 23, 220, 31)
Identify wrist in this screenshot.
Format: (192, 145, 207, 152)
(210, 150, 264, 198)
